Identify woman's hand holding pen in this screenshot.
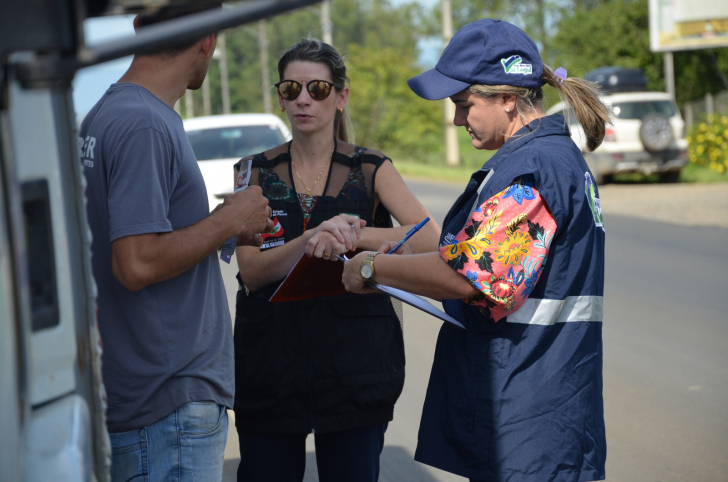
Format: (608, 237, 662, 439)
(342, 240, 409, 293)
(305, 214, 366, 260)
(376, 240, 411, 256)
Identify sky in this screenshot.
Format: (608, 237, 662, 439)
(72, 15, 135, 119)
(72, 2, 442, 120)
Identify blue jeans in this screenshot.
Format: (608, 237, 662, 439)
(109, 401, 228, 482)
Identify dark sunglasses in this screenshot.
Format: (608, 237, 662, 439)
(275, 79, 344, 101)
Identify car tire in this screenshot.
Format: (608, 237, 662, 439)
(639, 114, 673, 153)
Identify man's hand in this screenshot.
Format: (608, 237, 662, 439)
(237, 233, 264, 247)
(217, 186, 273, 237)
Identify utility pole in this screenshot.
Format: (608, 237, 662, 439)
(442, 0, 460, 166)
(217, 32, 231, 114)
(259, 20, 272, 113)
(321, 0, 333, 45)
(664, 51, 675, 100)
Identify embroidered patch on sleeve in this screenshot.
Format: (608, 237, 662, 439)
(585, 172, 605, 232)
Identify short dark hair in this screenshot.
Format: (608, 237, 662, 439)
(136, 1, 222, 56)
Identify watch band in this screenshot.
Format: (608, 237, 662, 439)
(360, 251, 379, 280)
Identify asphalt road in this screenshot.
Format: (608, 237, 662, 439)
(220, 178, 728, 482)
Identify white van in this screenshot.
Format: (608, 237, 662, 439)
(0, 1, 316, 481)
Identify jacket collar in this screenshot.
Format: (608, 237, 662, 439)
(479, 113, 570, 172)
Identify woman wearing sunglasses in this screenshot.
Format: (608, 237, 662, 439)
(231, 38, 439, 482)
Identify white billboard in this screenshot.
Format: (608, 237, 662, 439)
(649, 0, 728, 52)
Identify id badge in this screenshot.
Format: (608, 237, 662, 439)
(219, 159, 252, 264)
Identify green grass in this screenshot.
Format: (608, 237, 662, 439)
(391, 130, 728, 185)
(611, 173, 661, 183)
(392, 128, 496, 183)
(610, 163, 728, 184)
(395, 161, 728, 185)
(394, 161, 478, 183)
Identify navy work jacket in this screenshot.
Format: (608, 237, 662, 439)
(415, 114, 607, 482)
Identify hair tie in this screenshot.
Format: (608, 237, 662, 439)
(554, 67, 567, 85)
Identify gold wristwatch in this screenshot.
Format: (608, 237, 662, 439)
(360, 252, 379, 280)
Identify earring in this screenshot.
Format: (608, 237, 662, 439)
(505, 108, 511, 113)
(280, 106, 285, 112)
(337, 108, 343, 114)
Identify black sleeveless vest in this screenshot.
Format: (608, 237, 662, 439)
(233, 146, 405, 434)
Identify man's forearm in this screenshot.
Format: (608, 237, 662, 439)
(111, 207, 240, 291)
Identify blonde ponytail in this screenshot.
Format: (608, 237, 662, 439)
(542, 65, 612, 152)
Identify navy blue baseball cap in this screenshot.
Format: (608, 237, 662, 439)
(408, 19, 544, 100)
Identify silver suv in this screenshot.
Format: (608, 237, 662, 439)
(548, 68, 688, 183)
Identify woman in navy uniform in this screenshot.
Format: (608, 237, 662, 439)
(232, 38, 439, 482)
(343, 19, 611, 482)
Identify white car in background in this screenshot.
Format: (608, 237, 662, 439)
(548, 67, 688, 184)
(184, 114, 291, 210)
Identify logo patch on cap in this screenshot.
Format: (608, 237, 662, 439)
(501, 55, 532, 75)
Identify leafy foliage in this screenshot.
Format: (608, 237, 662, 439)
(686, 116, 728, 174)
(347, 43, 442, 151)
(551, 0, 728, 104)
(191, 0, 442, 159)
(188, 0, 728, 167)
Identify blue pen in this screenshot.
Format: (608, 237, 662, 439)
(387, 217, 430, 254)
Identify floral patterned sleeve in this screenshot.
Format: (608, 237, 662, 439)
(439, 177, 557, 322)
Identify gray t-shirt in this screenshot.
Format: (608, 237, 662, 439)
(80, 83, 233, 433)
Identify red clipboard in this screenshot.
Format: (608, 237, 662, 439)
(269, 250, 361, 302)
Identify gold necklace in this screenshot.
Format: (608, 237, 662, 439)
(292, 147, 334, 196)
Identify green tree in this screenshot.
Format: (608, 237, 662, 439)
(197, 0, 442, 159)
(551, 0, 728, 104)
(347, 44, 442, 153)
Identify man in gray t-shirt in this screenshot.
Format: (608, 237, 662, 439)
(80, 5, 272, 481)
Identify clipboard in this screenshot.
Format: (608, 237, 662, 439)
(369, 282, 465, 329)
(269, 251, 466, 330)
(269, 250, 361, 303)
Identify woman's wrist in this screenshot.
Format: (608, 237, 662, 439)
(356, 226, 372, 250)
(302, 228, 316, 243)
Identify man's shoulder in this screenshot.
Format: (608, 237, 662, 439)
(84, 84, 178, 136)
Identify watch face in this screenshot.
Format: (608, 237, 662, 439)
(361, 264, 373, 279)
